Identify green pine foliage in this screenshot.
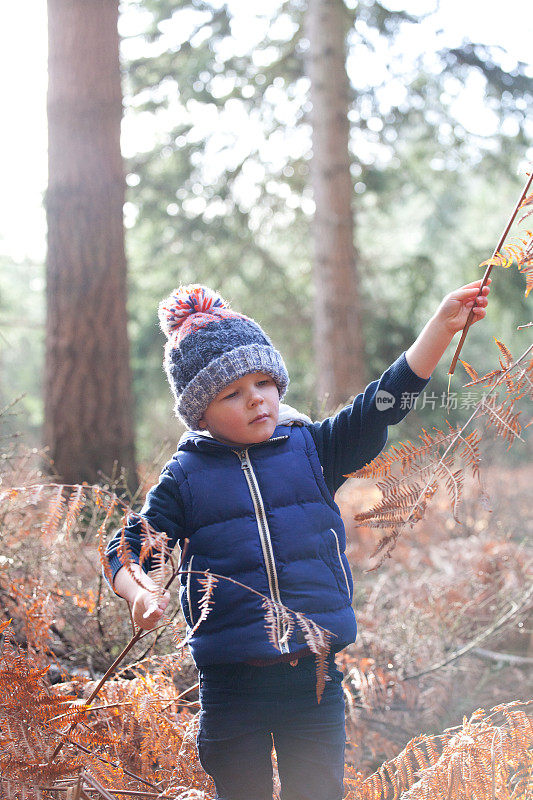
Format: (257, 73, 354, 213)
(1, 2, 532, 461)
(119, 0, 532, 456)
(0, 256, 45, 445)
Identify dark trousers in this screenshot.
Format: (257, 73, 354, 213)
(197, 656, 346, 800)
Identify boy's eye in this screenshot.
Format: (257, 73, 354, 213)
(258, 379, 271, 386)
(223, 391, 238, 399)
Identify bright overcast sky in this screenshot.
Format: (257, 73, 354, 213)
(0, 0, 531, 263)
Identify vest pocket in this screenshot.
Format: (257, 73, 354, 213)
(183, 554, 208, 627)
(186, 555, 195, 626)
(329, 529, 350, 597)
(319, 528, 351, 600)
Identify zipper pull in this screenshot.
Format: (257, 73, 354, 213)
(238, 450, 249, 469)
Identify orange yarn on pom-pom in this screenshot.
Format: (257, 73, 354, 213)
(158, 285, 230, 341)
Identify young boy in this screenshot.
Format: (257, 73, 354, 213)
(105, 280, 489, 800)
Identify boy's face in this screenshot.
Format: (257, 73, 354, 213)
(198, 372, 280, 448)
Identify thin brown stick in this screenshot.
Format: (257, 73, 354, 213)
(448, 169, 533, 375)
(472, 647, 533, 666)
(55, 734, 160, 790)
(158, 681, 200, 714)
(82, 773, 120, 800)
(402, 583, 533, 680)
(48, 628, 143, 763)
(43, 791, 161, 799)
(48, 540, 190, 765)
(73, 770, 84, 800)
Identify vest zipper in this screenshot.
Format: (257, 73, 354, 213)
(236, 447, 289, 654)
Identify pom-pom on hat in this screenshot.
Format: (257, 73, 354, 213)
(158, 284, 289, 430)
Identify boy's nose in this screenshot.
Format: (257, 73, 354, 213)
(248, 390, 263, 407)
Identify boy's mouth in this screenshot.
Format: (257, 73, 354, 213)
(250, 413, 269, 424)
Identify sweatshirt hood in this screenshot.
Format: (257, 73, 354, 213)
(277, 402, 312, 426)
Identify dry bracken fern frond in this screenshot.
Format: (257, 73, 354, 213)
(0, 623, 89, 792)
(294, 613, 332, 704)
(189, 573, 218, 639)
(41, 485, 66, 538)
(346, 702, 533, 800)
(478, 191, 533, 296)
(348, 428, 457, 482)
(64, 484, 87, 536)
(479, 396, 523, 446)
(351, 341, 532, 565)
(459, 359, 478, 381)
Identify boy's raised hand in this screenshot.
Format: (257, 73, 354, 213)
(434, 279, 491, 336)
(406, 279, 491, 379)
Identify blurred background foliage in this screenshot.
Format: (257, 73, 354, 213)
(1, 0, 532, 464)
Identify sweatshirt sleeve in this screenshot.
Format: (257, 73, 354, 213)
(103, 466, 186, 589)
(307, 352, 430, 496)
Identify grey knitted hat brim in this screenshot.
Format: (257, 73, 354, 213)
(176, 343, 289, 430)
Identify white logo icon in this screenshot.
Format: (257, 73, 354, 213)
(375, 390, 395, 411)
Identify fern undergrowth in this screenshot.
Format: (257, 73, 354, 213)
(1, 265, 532, 797)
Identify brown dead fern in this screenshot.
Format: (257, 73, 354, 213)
(0, 620, 91, 797)
(0, 483, 335, 772)
(343, 701, 532, 800)
(348, 340, 533, 567)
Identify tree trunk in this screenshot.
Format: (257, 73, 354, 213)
(45, 0, 137, 489)
(305, 0, 365, 409)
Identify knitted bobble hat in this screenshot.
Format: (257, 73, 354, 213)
(158, 284, 289, 430)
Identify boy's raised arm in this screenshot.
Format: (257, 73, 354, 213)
(405, 279, 490, 379)
(307, 280, 490, 496)
(308, 353, 430, 495)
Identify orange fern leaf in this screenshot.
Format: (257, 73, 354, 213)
(434, 463, 464, 523)
(41, 485, 66, 538)
(457, 430, 482, 479)
(354, 702, 533, 800)
(263, 598, 284, 652)
(261, 598, 296, 653)
(189, 572, 218, 638)
(463, 367, 505, 389)
(294, 613, 332, 703)
(349, 429, 456, 482)
(495, 338, 514, 369)
(65, 485, 86, 536)
(518, 191, 533, 223)
(96, 492, 118, 544)
(480, 397, 523, 446)
(480, 251, 513, 269)
(460, 359, 478, 381)
(355, 482, 427, 527)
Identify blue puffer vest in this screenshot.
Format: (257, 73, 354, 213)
(170, 423, 357, 667)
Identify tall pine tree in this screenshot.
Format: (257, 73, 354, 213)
(306, 0, 365, 405)
(45, 0, 137, 488)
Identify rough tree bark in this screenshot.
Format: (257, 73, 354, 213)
(305, 0, 365, 409)
(45, 0, 137, 489)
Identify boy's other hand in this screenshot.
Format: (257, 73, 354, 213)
(435, 279, 491, 336)
(132, 588, 170, 630)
